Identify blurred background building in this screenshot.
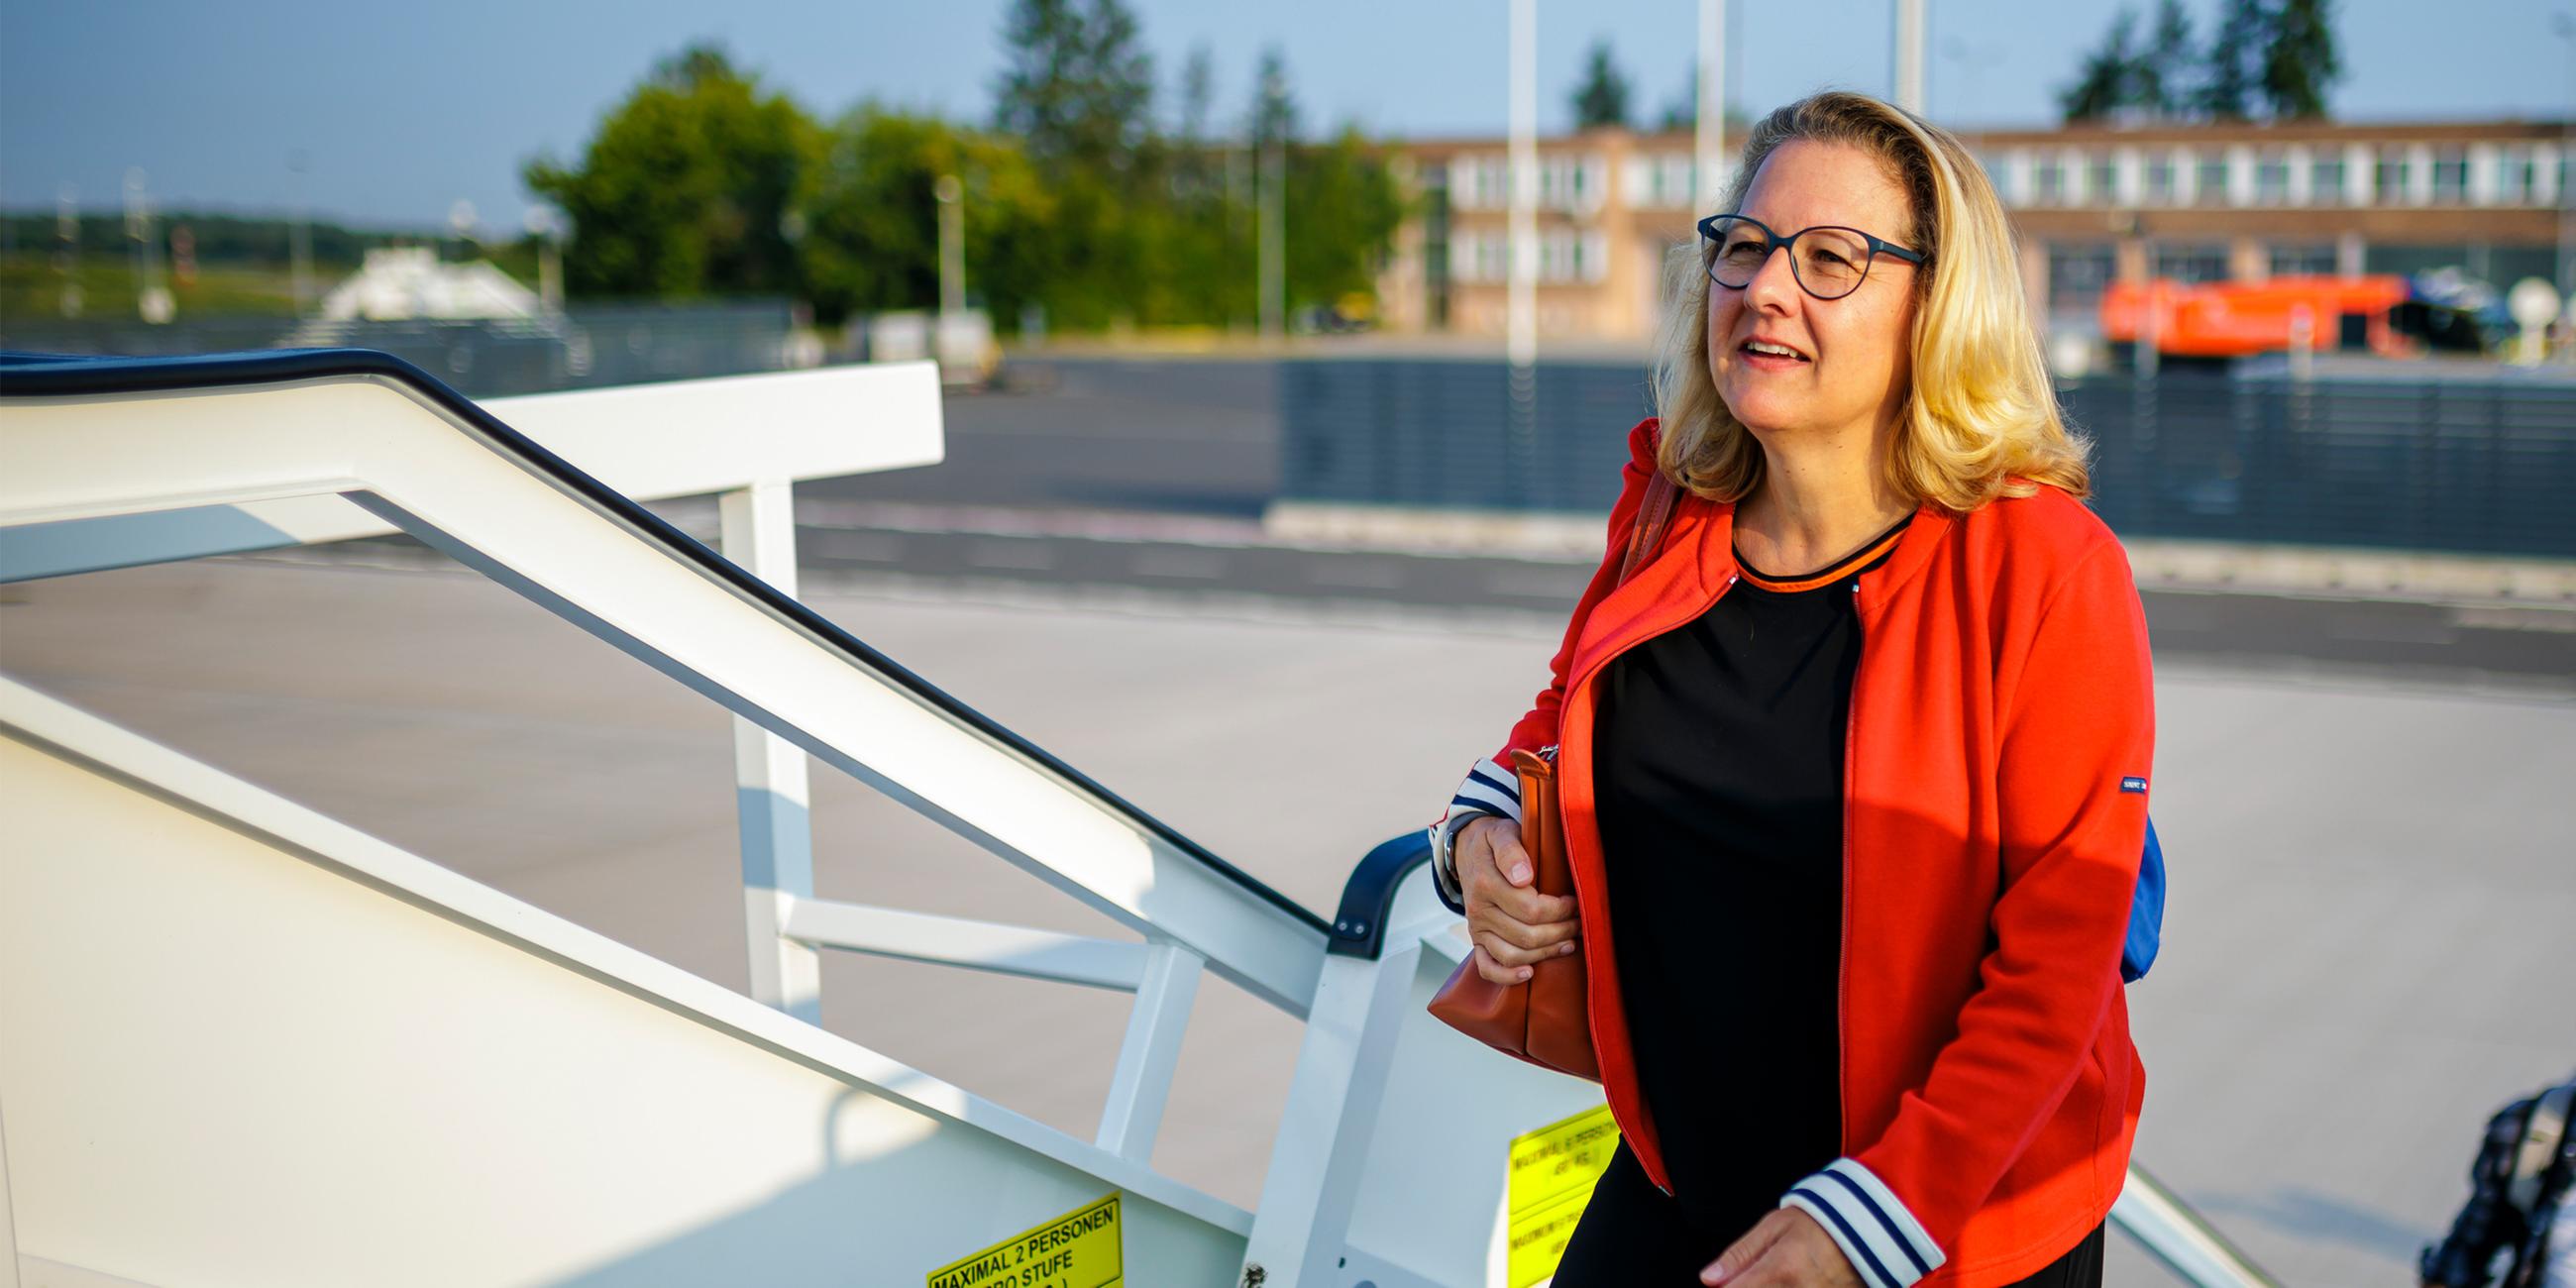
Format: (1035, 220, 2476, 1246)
(1376, 116, 2573, 345)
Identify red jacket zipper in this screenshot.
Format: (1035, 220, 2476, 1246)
(1838, 576, 1864, 1160)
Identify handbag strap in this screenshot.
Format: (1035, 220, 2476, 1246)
(1616, 470, 1680, 587)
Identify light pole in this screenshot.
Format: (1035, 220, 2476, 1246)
(1258, 61, 1287, 341)
(125, 167, 171, 324)
(1508, 0, 1536, 370)
(289, 150, 313, 316)
(2555, 12, 2574, 297)
(524, 205, 564, 316)
(1696, 0, 1727, 213)
(934, 173, 966, 317)
(54, 182, 80, 318)
(1893, 0, 1926, 116)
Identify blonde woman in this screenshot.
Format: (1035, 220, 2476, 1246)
(1429, 92, 2154, 1287)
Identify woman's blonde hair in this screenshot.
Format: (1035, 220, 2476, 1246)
(1650, 90, 2090, 510)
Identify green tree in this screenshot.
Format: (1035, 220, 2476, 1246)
(2259, 0, 2340, 119)
(2200, 0, 2267, 119)
(1285, 127, 1407, 319)
(1249, 46, 1299, 152)
(988, 0, 1162, 330)
(522, 43, 817, 298)
(797, 107, 1052, 328)
(2137, 0, 2199, 118)
(1571, 40, 1633, 130)
(2059, 8, 2142, 123)
(991, 0, 1154, 171)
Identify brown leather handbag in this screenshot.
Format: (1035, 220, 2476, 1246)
(1425, 468, 1678, 1082)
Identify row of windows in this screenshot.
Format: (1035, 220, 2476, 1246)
(1449, 156, 1609, 214)
(1995, 142, 2568, 209)
(1448, 229, 1611, 284)
(1433, 141, 2572, 215)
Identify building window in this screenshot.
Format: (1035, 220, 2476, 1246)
(2034, 154, 2065, 205)
(2144, 152, 2178, 205)
(2270, 244, 2337, 276)
(2375, 147, 2409, 205)
(2154, 244, 2231, 283)
(2196, 152, 2230, 205)
(2310, 152, 2344, 205)
(2047, 244, 2117, 314)
(1981, 152, 2010, 202)
(2497, 147, 2531, 204)
(2255, 149, 2291, 205)
(2088, 153, 2119, 205)
(2431, 147, 2469, 203)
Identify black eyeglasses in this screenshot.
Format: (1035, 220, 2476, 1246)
(1697, 213, 1926, 301)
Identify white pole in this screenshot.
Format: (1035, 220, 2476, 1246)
(720, 481, 821, 1026)
(1894, 0, 1927, 116)
(2555, 16, 2574, 295)
(1697, 0, 1727, 212)
(934, 173, 965, 316)
(1508, 0, 1537, 369)
(289, 151, 313, 316)
(1260, 63, 1288, 342)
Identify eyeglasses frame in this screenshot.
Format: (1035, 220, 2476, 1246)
(1696, 212, 1927, 300)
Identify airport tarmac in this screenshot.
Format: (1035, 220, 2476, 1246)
(3, 550, 2569, 1287)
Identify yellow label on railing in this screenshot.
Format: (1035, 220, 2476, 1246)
(1507, 1104, 1620, 1288)
(926, 1193, 1122, 1288)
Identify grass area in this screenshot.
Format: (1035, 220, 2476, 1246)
(0, 253, 314, 320)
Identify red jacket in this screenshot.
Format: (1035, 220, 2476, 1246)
(1437, 419, 2153, 1288)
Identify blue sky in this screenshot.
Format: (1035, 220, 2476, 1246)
(3, 0, 2570, 234)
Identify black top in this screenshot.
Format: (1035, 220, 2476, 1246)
(1590, 512, 1912, 1234)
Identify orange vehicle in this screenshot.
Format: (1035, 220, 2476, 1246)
(2101, 275, 2411, 359)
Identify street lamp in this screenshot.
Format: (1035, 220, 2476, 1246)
(2555, 12, 2574, 297)
(933, 173, 965, 317)
(523, 205, 564, 316)
(288, 150, 313, 316)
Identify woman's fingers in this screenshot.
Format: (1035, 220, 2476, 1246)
(1457, 825, 1579, 926)
(1473, 924, 1581, 970)
(1468, 944, 1523, 985)
(1477, 909, 1581, 955)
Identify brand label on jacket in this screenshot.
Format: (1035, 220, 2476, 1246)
(2120, 776, 2148, 795)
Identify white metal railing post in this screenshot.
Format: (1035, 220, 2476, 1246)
(720, 480, 821, 1023)
(1095, 940, 1205, 1162)
(1239, 936, 1423, 1288)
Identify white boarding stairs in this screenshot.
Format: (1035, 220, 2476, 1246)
(0, 351, 2272, 1288)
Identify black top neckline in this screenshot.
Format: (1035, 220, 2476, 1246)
(1733, 511, 1917, 588)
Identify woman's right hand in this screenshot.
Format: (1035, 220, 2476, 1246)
(1455, 815, 1583, 984)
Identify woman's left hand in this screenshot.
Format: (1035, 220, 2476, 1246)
(1700, 1207, 1864, 1287)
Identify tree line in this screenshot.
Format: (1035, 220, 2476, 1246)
(2060, 0, 2342, 123)
(522, 1, 1404, 332)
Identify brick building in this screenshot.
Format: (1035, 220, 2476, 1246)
(1375, 117, 2574, 343)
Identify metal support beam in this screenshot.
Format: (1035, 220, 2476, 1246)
(1096, 942, 1205, 1163)
(1238, 940, 1422, 1288)
(722, 479, 821, 1024)
(782, 898, 1151, 992)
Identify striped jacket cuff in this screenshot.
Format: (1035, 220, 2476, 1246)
(1448, 756, 1524, 826)
(1431, 757, 1524, 914)
(1780, 1158, 1945, 1288)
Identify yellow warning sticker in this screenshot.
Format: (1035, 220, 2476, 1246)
(1506, 1104, 1621, 1288)
(926, 1193, 1123, 1288)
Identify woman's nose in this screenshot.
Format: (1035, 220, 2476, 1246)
(1741, 246, 1801, 313)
